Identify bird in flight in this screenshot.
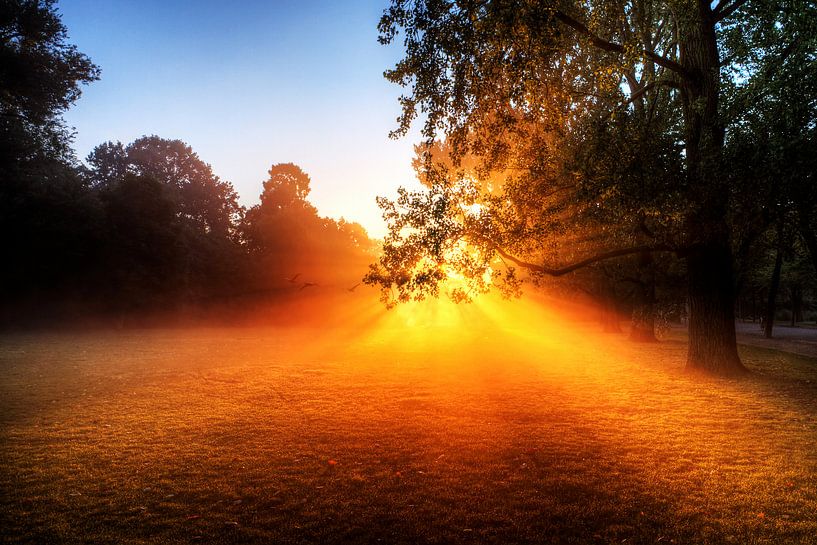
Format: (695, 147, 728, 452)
(286, 273, 301, 283)
(347, 282, 361, 292)
(300, 282, 318, 291)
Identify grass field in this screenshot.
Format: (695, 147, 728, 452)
(2, 297, 817, 544)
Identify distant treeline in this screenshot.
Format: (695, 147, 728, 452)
(0, 2, 378, 327)
(2, 134, 375, 326)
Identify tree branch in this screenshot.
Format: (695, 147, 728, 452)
(714, 0, 750, 22)
(480, 239, 676, 277)
(619, 78, 680, 110)
(553, 10, 690, 78)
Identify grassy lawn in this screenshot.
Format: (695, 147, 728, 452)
(2, 299, 817, 544)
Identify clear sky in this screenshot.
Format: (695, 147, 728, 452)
(59, 0, 423, 238)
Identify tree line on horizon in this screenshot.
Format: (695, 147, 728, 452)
(0, 0, 373, 326)
(2, 132, 375, 326)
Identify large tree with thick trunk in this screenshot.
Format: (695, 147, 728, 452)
(371, 0, 815, 375)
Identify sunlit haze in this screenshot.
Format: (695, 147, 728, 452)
(60, 0, 422, 238)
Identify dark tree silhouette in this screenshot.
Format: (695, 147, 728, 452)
(85, 137, 246, 313)
(0, 0, 99, 151)
(0, 0, 100, 323)
(242, 163, 375, 293)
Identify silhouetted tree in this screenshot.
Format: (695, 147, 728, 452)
(84, 141, 127, 188)
(0, 0, 100, 323)
(88, 136, 243, 237)
(242, 163, 374, 291)
(95, 173, 183, 315)
(722, 4, 817, 335)
(85, 137, 246, 311)
(0, 0, 99, 164)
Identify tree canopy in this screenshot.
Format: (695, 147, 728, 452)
(0, 0, 99, 165)
(242, 163, 376, 291)
(368, 0, 817, 374)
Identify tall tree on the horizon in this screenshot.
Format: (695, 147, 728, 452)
(87, 136, 243, 239)
(242, 163, 376, 289)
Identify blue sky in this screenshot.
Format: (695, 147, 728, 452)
(59, 0, 422, 237)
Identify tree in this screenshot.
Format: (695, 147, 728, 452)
(0, 0, 100, 324)
(86, 136, 244, 243)
(241, 163, 375, 291)
(84, 141, 127, 188)
(720, 3, 817, 334)
(88, 136, 243, 237)
(85, 137, 246, 311)
(372, 0, 816, 375)
(242, 163, 321, 258)
(95, 173, 184, 315)
(0, 0, 99, 167)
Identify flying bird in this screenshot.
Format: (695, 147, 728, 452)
(286, 273, 301, 283)
(300, 282, 318, 290)
(347, 282, 361, 292)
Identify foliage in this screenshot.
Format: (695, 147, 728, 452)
(79, 137, 247, 312)
(365, 164, 513, 307)
(0, 0, 99, 165)
(87, 136, 243, 237)
(243, 163, 376, 290)
(370, 0, 817, 372)
(720, 1, 817, 327)
(0, 0, 100, 320)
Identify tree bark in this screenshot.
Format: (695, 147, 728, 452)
(597, 279, 622, 333)
(686, 241, 745, 374)
(790, 285, 802, 326)
(798, 209, 817, 278)
(751, 290, 757, 323)
(602, 308, 622, 333)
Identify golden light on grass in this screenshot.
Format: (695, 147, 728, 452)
(1, 294, 816, 543)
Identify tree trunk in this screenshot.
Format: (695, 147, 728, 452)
(790, 285, 803, 326)
(686, 241, 746, 375)
(602, 308, 622, 333)
(764, 242, 783, 339)
(751, 290, 757, 323)
(596, 279, 622, 333)
(629, 251, 657, 342)
(677, 3, 745, 375)
(798, 209, 817, 278)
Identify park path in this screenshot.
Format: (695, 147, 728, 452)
(735, 321, 817, 359)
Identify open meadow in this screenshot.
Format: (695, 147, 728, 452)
(4, 1, 817, 543)
(2, 297, 817, 544)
